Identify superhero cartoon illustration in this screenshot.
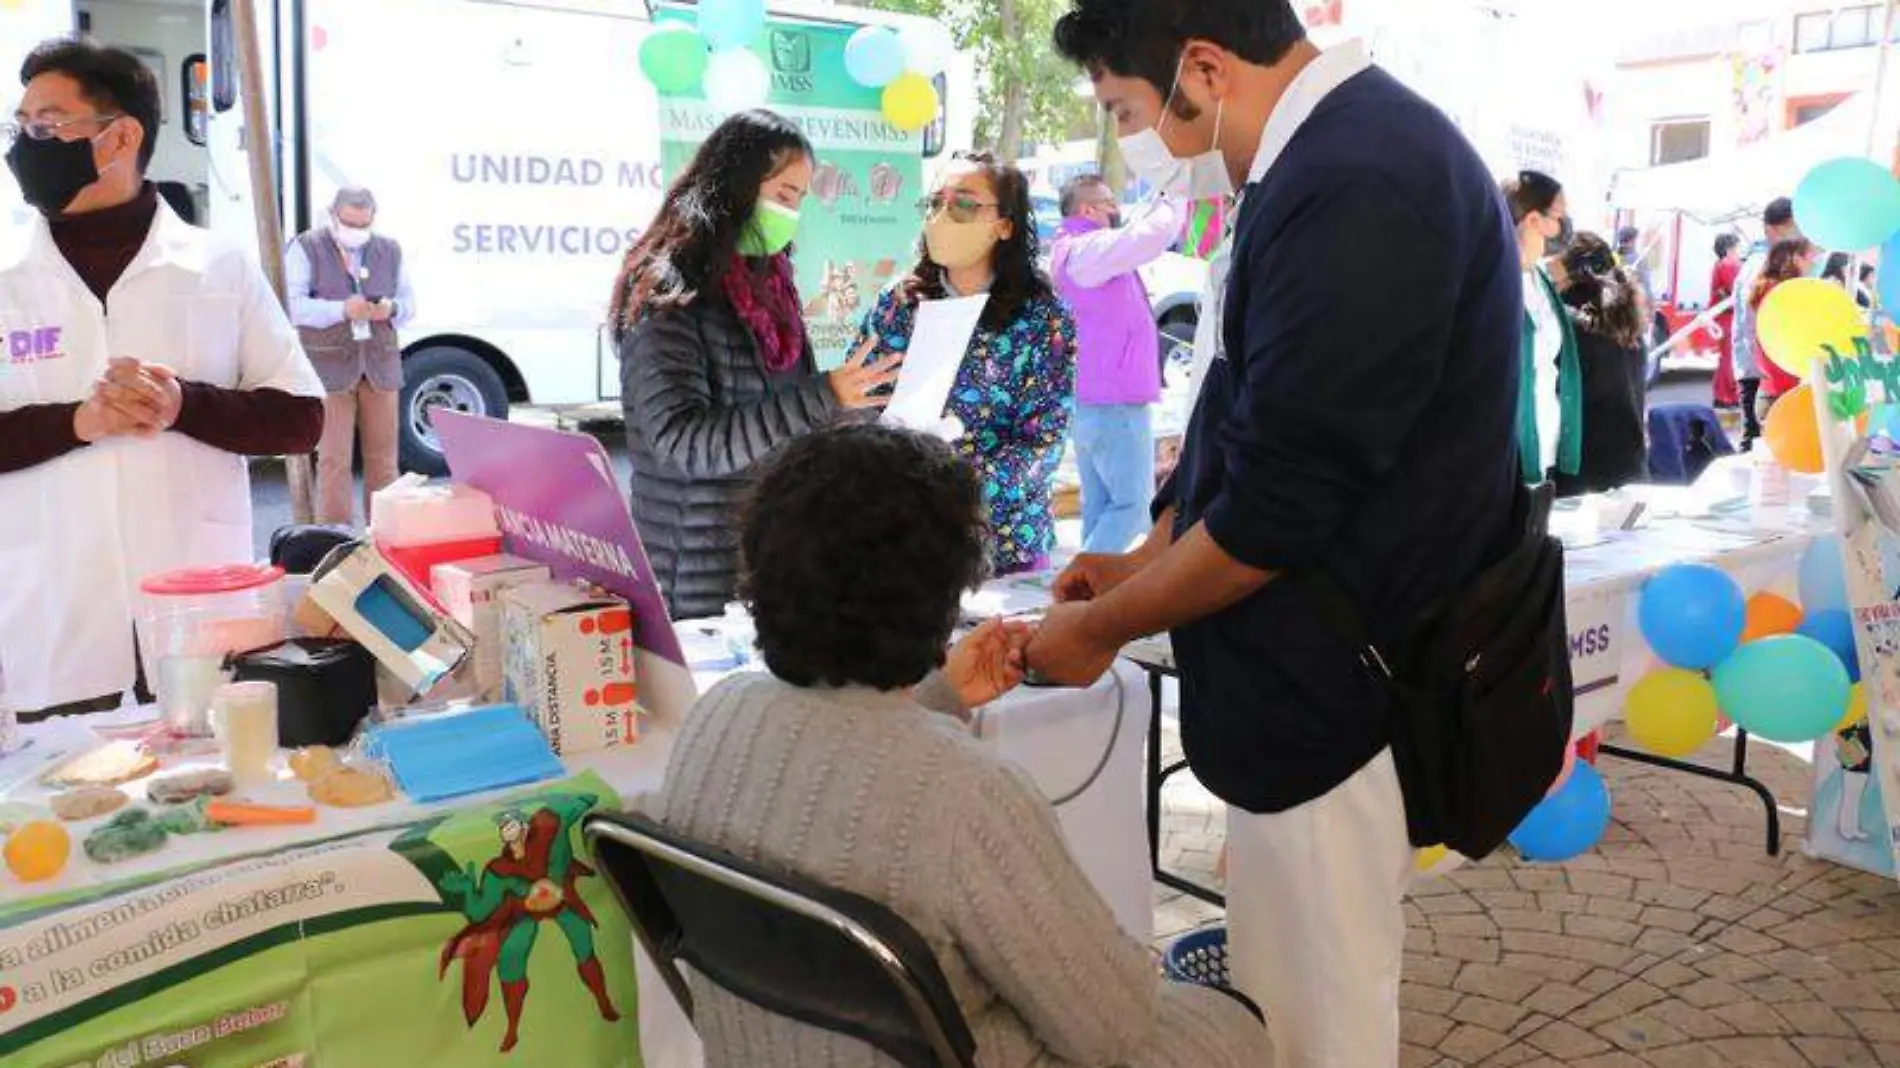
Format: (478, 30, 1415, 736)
(437, 795, 620, 1053)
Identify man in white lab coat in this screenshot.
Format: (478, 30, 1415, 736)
(0, 38, 324, 719)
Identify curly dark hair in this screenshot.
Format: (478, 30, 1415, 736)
(899, 152, 1051, 334)
(1051, 0, 1306, 114)
(607, 110, 812, 341)
(1560, 232, 1645, 349)
(739, 424, 989, 690)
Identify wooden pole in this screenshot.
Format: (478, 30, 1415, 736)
(230, 0, 316, 524)
(1872, 0, 1899, 160)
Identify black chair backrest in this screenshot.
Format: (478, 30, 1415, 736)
(584, 811, 977, 1068)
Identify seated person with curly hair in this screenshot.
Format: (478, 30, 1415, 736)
(655, 423, 1269, 1067)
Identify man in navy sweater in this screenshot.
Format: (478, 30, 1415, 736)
(1031, 3, 1522, 1064)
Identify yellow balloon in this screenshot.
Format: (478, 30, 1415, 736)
(882, 72, 939, 133)
(1757, 278, 1867, 379)
(1838, 683, 1869, 732)
(1415, 844, 1449, 873)
(1625, 669, 1720, 759)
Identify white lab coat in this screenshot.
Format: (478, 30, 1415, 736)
(0, 202, 323, 711)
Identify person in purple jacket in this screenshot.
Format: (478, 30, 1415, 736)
(1052, 175, 1187, 552)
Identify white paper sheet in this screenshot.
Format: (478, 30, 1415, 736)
(881, 294, 987, 434)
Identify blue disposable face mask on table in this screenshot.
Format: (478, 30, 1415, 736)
(364, 705, 565, 803)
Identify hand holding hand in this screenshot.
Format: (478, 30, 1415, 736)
(1025, 603, 1119, 688)
(91, 359, 183, 435)
(944, 618, 1032, 709)
(73, 392, 151, 443)
(829, 336, 902, 411)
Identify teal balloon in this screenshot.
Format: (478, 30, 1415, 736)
(699, 0, 766, 52)
(1800, 536, 1850, 614)
(1638, 564, 1745, 670)
(639, 25, 709, 94)
(1713, 635, 1853, 743)
(1509, 761, 1611, 863)
(1795, 157, 1900, 252)
(845, 26, 905, 88)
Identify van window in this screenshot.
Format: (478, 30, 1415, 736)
(923, 73, 947, 159)
(210, 0, 238, 113)
(184, 55, 209, 146)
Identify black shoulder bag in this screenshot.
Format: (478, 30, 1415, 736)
(1304, 480, 1575, 859)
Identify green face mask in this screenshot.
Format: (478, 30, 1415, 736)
(736, 199, 801, 257)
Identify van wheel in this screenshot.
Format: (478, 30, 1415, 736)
(399, 346, 509, 476)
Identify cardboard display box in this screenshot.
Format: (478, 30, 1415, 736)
(501, 582, 640, 756)
(433, 555, 552, 702)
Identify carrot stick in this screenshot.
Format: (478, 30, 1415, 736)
(206, 800, 318, 826)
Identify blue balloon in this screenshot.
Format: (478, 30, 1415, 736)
(699, 0, 765, 52)
(1796, 157, 1900, 252)
(1798, 608, 1862, 683)
(1801, 536, 1850, 614)
(1714, 635, 1853, 743)
(1510, 761, 1611, 863)
(844, 26, 905, 88)
(1638, 564, 1745, 671)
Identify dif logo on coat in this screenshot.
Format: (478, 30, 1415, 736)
(6, 326, 63, 364)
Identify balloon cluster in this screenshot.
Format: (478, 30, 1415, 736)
(637, 0, 773, 113)
(1508, 538, 1866, 864)
(844, 23, 953, 133)
(1751, 157, 1900, 472)
(1627, 543, 1859, 760)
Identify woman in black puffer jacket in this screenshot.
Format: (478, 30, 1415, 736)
(1554, 232, 1650, 497)
(610, 111, 897, 620)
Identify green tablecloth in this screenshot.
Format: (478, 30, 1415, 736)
(0, 773, 641, 1068)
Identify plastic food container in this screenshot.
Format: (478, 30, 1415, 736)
(371, 476, 500, 548)
(138, 564, 288, 734)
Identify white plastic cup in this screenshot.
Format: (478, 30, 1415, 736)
(215, 681, 280, 787)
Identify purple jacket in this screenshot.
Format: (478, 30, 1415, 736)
(1051, 201, 1184, 406)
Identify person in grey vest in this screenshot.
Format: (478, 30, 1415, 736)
(286, 186, 417, 526)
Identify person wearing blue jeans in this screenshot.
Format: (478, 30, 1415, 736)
(1052, 175, 1185, 551)
(1074, 402, 1156, 551)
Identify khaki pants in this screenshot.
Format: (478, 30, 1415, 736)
(318, 380, 401, 527)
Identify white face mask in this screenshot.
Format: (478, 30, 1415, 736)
(1119, 56, 1234, 201)
(332, 220, 373, 250)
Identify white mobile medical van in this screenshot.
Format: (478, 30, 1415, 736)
(3, 0, 970, 473)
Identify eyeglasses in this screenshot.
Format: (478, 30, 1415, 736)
(1, 114, 121, 145)
(918, 192, 998, 224)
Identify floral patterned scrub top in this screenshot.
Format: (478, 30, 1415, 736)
(857, 287, 1077, 574)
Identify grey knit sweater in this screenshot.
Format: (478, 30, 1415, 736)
(656, 671, 1271, 1067)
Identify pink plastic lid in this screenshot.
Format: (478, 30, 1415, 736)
(140, 563, 286, 597)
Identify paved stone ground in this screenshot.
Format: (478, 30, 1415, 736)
(1151, 720, 1900, 1067)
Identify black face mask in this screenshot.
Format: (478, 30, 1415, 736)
(7, 134, 103, 216)
(1548, 215, 1575, 254)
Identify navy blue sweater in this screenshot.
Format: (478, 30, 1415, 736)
(1163, 68, 1523, 814)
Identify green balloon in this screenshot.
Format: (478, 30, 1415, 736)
(640, 26, 709, 94)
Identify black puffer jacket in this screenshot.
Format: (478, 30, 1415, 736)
(619, 298, 839, 621)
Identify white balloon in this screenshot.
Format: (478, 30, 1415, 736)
(705, 49, 771, 114)
(896, 21, 954, 77)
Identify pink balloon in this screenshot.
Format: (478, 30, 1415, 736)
(1547, 741, 1579, 798)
